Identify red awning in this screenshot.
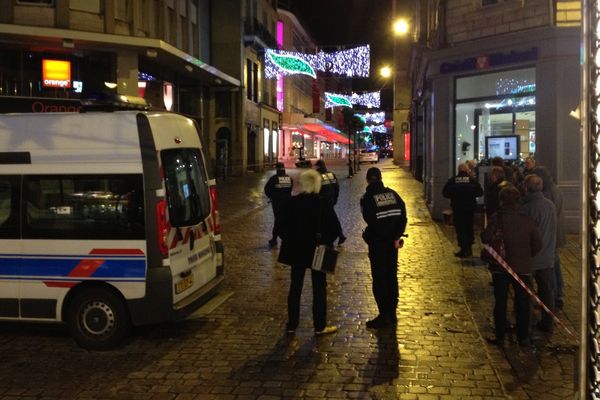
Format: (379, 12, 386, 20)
(302, 123, 351, 145)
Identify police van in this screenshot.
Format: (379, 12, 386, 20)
(0, 100, 224, 350)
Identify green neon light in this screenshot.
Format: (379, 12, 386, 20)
(267, 51, 316, 78)
(326, 93, 352, 108)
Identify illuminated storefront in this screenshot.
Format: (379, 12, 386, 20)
(413, 30, 581, 232)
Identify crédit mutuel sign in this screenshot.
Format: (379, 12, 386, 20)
(440, 47, 538, 74)
(42, 59, 71, 88)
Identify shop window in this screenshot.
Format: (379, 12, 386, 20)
(454, 68, 536, 166)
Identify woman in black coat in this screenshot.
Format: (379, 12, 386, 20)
(278, 169, 338, 335)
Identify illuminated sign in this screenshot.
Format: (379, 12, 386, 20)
(42, 60, 71, 88)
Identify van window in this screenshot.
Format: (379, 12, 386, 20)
(0, 176, 19, 239)
(161, 148, 211, 227)
(23, 175, 145, 239)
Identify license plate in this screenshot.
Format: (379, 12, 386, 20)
(175, 274, 194, 294)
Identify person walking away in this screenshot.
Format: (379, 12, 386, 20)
(522, 174, 557, 333)
(315, 159, 347, 245)
(484, 166, 511, 219)
(492, 156, 516, 184)
(264, 162, 293, 247)
(347, 152, 354, 178)
(482, 186, 542, 347)
(443, 163, 483, 257)
(532, 166, 566, 309)
(360, 167, 407, 329)
(277, 169, 338, 335)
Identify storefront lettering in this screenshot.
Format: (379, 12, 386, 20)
(31, 101, 81, 113)
(43, 79, 71, 88)
(440, 47, 538, 74)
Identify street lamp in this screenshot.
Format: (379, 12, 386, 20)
(380, 66, 392, 79)
(393, 18, 409, 36)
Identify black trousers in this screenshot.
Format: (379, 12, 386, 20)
(492, 272, 532, 342)
(271, 203, 286, 240)
(534, 267, 555, 329)
(368, 242, 399, 320)
(453, 208, 475, 251)
(287, 265, 327, 331)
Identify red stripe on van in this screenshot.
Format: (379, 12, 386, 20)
(44, 281, 76, 288)
(69, 259, 104, 277)
(89, 248, 145, 255)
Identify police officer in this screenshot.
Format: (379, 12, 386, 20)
(264, 162, 293, 247)
(442, 163, 483, 257)
(360, 167, 407, 329)
(315, 159, 347, 245)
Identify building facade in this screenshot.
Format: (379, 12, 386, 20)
(408, 0, 581, 232)
(0, 0, 241, 176)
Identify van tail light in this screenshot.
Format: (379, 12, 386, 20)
(156, 199, 170, 256)
(209, 186, 221, 235)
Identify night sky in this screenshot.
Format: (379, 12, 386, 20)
(283, 0, 396, 109)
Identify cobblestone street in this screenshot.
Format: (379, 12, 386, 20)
(0, 160, 581, 399)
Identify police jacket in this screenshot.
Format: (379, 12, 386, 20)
(264, 172, 293, 203)
(442, 172, 483, 211)
(317, 170, 339, 205)
(360, 181, 407, 244)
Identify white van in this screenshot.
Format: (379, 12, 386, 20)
(0, 108, 224, 350)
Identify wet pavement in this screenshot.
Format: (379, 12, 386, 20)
(0, 159, 581, 399)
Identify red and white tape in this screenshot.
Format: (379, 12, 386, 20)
(482, 244, 579, 342)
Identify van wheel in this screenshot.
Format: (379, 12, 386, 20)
(67, 288, 131, 350)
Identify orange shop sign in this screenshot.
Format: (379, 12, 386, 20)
(42, 59, 71, 88)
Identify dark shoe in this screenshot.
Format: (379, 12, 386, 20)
(366, 315, 392, 329)
(285, 323, 297, 334)
(338, 235, 347, 245)
(485, 336, 504, 347)
(454, 250, 471, 258)
(268, 239, 277, 247)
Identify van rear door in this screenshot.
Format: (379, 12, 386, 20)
(160, 148, 217, 305)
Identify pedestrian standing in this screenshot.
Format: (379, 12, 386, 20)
(315, 159, 347, 245)
(522, 173, 557, 333)
(442, 163, 483, 257)
(264, 162, 292, 247)
(484, 166, 511, 218)
(482, 186, 542, 347)
(277, 169, 338, 335)
(348, 152, 355, 178)
(360, 167, 407, 329)
(532, 166, 566, 308)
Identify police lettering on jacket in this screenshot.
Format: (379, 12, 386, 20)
(361, 182, 407, 243)
(264, 174, 293, 202)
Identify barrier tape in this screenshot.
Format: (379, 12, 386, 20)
(482, 244, 579, 342)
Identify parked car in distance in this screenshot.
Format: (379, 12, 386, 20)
(359, 149, 379, 164)
(379, 148, 394, 158)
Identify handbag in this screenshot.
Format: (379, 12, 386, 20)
(311, 244, 338, 274)
(480, 214, 506, 267)
(311, 201, 338, 274)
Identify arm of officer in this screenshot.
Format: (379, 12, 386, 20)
(264, 176, 274, 199)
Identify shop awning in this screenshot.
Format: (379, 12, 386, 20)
(300, 118, 352, 145)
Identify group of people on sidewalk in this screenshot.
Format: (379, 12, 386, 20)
(443, 156, 565, 348)
(264, 160, 407, 334)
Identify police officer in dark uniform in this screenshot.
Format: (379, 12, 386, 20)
(442, 163, 483, 258)
(264, 162, 293, 247)
(360, 167, 407, 329)
(315, 159, 347, 245)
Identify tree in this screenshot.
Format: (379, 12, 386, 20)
(341, 108, 366, 171)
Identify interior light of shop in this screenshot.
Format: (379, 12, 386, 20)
(185, 65, 193, 72)
(73, 81, 83, 93)
(104, 82, 117, 89)
(470, 125, 476, 130)
(163, 83, 173, 111)
(62, 39, 74, 48)
(146, 48, 158, 58)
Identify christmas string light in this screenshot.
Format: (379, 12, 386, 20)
(265, 46, 370, 79)
(356, 111, 386, 124)
(368, 124, 388, 133)
(325, 91, 381, 109)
